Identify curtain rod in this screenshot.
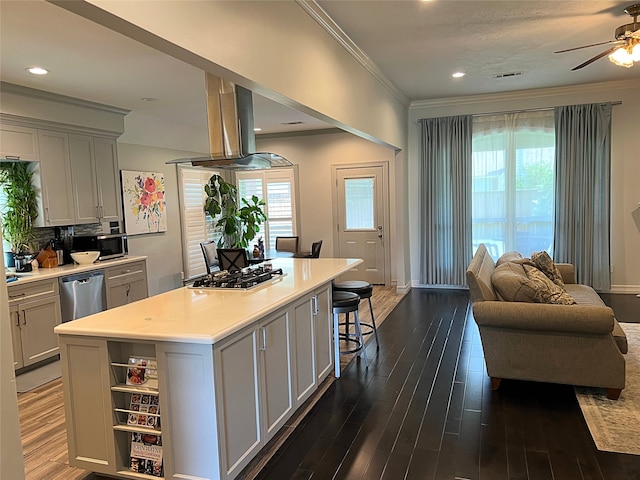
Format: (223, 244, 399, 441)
(472, 101, 622, 118)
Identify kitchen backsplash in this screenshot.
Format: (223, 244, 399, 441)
(32, 224, 106, 251)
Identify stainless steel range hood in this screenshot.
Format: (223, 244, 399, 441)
(168, 73, 291, 169)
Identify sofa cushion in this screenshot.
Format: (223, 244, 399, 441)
(492, 262, 539, 302)
(531, 251, 565, 288)
(524, 265, 576, 305)
(496, 251, 524, 266)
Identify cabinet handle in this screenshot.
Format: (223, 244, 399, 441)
(99, 205, 104, 218)
(9, 293, 26, 300)
(21, 310, 27, 325)
(260, 327, 267, 351)
(125, 284, 131, 298)
(5, 155, 20, 160)
(312, 295, 319, 316)
(45, 207, 50, 223)
(15, 311, 21, 327)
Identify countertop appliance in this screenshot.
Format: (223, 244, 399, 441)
(72, 233, 128, 261)
(59, 270, 106, 322)
(191, 266, 285, 290)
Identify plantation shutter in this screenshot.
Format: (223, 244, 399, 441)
(178, 167, 219, 280)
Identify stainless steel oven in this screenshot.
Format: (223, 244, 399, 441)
(71, 233, 128, 261)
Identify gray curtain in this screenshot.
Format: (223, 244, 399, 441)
(419, 115, 473, 285)
(553, 103, 612, 290)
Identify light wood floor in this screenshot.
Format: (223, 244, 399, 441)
(17, 285, 404, 480)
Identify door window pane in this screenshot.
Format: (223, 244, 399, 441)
(344, 178, 374, 229)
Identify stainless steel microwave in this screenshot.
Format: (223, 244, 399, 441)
(71, 234, 128, 261)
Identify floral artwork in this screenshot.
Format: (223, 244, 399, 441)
(121, 170, 167, 235)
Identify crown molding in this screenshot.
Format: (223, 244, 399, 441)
(410, 79, 638, 110)
(0, 82, 130, 116)
(297, 0, 409, 107)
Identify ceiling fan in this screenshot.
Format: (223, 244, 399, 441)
(555, 3, 640, 70)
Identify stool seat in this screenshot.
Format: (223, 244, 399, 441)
(333, 280, 373, 298)
(332, 291, 360, 311)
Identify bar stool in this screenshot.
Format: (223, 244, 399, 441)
(333, 281, 379, 348)
(333, 291, 368, 378)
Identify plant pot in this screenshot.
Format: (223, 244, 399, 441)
(4, 250, 16, 268)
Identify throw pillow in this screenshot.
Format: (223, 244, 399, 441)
(523, 265, 576, 305)
(496, 251, 524, 266)
(491, 262, 539, 302)
(531, 251, 565, 288)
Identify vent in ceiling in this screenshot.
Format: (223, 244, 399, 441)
(493, 71, 524, 79)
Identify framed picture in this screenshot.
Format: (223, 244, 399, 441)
(121, 170, 167, 235)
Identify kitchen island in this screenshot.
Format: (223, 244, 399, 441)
(54, 257, 362, 480)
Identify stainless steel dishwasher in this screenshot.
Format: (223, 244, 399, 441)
(59, 270, 106, 322)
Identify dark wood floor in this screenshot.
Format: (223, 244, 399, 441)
(599, 293, 640, 324)
(255, 289, 640, 480)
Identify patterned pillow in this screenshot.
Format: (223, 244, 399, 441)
(523, 265, 576, 305)
(531, 251, 565, 288)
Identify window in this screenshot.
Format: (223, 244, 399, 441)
(177, 167, 220, 280)
(236, 168, 298, 250)
(472, 111, 555, 258)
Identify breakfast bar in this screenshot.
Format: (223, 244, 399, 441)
(54, 257, 361, 480)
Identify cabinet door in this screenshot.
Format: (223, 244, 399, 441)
(69, 134, 99, 223)
(93, 137, 121, 222)
(293, 294, 317, 405)
(0, 124, 39, 160)
(9, 304, 24, 370)
(314, 284, 334, 382)
(214, 328, 262, 479)
(19, 294, 62, 367)
(38, 130, 75, 225)
(105, 262, 148, 309)
(260, 309, 294, 441)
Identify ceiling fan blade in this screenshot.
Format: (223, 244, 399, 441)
(571, 46, 620, 70)
(554, 39, 625, 53)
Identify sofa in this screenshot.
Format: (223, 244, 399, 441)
(466, 243, 627, 399)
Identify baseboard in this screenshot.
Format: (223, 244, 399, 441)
(396, 281, 412, 294)
(604, 285, 640, 294)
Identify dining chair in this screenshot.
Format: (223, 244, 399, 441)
(200, 241, 220, 274)
(294, 240, 322, 258)
(217, 248, 248, 272)
(275, 236, 299, 253)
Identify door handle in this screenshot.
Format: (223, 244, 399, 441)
(377, 233, 383, 238)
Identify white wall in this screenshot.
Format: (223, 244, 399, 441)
(116, 143, 203, 296)
(408, 80, 640, 292)
(258, 131, 398, 284)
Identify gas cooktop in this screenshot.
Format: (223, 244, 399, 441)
(190, 266, 285, 290)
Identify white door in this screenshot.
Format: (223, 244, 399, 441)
(334, 165, 387, 284)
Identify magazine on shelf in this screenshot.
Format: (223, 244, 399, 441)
(126, 356, 158, 390)
(127, 393, 160, 429)
(130, 432, 163, 477)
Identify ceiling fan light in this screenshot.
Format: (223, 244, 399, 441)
(609, 46, 635, 67)
(632, 43, 640, 62)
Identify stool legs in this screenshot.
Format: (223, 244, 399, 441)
(333, 309, 369, 378)
(366, 297, 380, 347)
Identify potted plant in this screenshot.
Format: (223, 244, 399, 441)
(0, 161, 39, 267)
(204, 174, 267, 249)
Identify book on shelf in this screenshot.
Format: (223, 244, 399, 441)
(127, 393, 160, 429)
(130, 432, 163, 477)
(126, 356, 158, 390)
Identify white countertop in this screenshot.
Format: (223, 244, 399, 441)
(6, 255, 148, 285)
(54, 257, 362, 345)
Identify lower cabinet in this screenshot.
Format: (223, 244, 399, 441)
(8, 278, 62, 369)
(105, 261, 148, 309)
(214, 306, 294, 479)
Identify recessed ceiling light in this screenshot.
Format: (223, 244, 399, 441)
(141, 97, 158, 102)
(452, 72, 466, 78)
(27, 67, 49, 75)
(253, 127, 262, 132)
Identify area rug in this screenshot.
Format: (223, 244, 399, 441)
(15, 360, 61, 393)
(575, 323, 640, 455)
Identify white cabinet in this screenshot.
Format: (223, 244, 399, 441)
(214, 307, 294, 479)
(37, 130, 75, 226)
(8, 278, 62, 369)
(69, 134, 121, 224)
(0, 124, 39, 160)
(104, 261, 148, 309)
(292, 283, 334, 406)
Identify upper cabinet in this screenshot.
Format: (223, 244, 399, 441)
(37, 130, 75, 226)
(0, 124, 40, 160)
(69, 134, 121, 224)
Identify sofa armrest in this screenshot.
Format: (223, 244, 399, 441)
(556, 263, 576, 284)
(472, 301, 614, 335)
